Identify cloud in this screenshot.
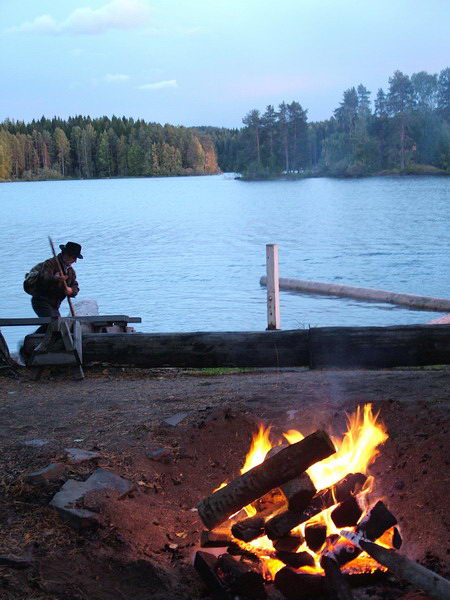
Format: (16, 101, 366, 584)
(11, 0, 151, 35)
(138, 79, 178, 90)
(104, 73, 130, 83)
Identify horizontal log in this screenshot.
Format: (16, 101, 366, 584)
(197, 430, 335, 530)
(260, 276, 450, 312)
(22, 324, 450, 368)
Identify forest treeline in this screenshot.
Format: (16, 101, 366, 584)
(1, 68, 449, 182)
(199, 68, 450, 178)
(0, 116, 219, 181)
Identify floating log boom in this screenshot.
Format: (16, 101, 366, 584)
(260, 276, 450, 312)
(197, 430, 335, 530)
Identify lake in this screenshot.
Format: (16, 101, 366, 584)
(1, 174, 449, 351)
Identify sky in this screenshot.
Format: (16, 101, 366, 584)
(1, 0, 449, 128)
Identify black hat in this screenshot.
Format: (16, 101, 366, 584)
(59, 242, 83, 259)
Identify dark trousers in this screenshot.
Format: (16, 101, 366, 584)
(31, 297, 60, 333)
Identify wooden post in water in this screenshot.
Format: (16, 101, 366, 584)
(266, 244, 281, 330)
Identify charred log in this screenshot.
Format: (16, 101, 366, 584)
(321, 555, 355, 600)
(197, 430, 335, 530)
(265, 473, 366, 540)
(215, 553, 267, 599)
(274, 567, 325, 600)
(393, 527, 402, 549)
(232, 516, 265, 543)
(305, 523, 327, 552)
(194, 551, 231, 600)
(331, 497, 362, 528)
(273, 534, 304, 553)
(266, 446, 316, 511)
(276, 551, 315, 569)
(201, 528, 232, 548)
(327, 501, 397, 567)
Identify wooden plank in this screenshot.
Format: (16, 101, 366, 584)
(266, 244, 281, 330)
(73, 320, 83, 365)
(31, 352, 77, 366)
(0, 316, 141, 327)
(22, 325, 450, 369)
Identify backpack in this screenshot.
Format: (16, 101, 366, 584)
(23, 262, 44, 295)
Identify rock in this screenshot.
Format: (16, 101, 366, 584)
(50, 468, 136, 529)
(162, 412, 189, 427)
(146, 446, 173, 463)
(0, 553, 33, 570)
(25, 463, 67, 485)
(23, 439, 49, 447)
(65, 447, 102, 464)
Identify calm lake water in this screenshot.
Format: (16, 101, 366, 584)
(1, 174, 449, 350)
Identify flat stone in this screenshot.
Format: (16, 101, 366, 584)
(146, 446, 173, 463)
(50, 468, 136, 529)
(25, 463, 67, 486)
(162, 412, 189, 427)
(23, 439, 49, 447)
(65, 447, 102, 464)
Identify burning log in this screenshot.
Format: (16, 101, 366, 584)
(273, 534, 304, 553)
(197, 430, 335, 530)
(321, 555, 355, 600)
(341, 533, 450, 600)
(331, 497, 362, 528)
(265, 473, 366, 540)
(227, 542, 260, 562)
(231, 501, 286, 543)
(393, 527, 402, 549)
(266, 446, 317, 511)
(215, 553, 267, 599)
(305, 523, 327, 552)
(274, 567, 325, 600)
(201, 528, 232, 547)
(232, 516, 265, 542)
(276, 550, 315, 569)
(326, 501, 397, 568)
(194, 551, 231, 600)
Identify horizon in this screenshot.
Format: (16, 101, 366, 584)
(1, 1, 449, 128)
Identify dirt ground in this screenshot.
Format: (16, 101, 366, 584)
(0, 365, 449, 600)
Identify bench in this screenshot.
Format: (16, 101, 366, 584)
(0, 316, 141, 379)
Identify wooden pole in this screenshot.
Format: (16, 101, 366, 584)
(48, 237, 76, 318)
(340, 533, 450, 600)
(266, 244, 280, 330)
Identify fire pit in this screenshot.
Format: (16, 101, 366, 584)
(194, 404, 450, 599)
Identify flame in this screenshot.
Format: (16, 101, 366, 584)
(223, 404, 391, 580)
(306, 404, 387, 492)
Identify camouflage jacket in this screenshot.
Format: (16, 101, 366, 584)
(30, 255, 79, 308)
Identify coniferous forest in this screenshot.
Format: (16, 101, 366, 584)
(0, 68, 449, 181)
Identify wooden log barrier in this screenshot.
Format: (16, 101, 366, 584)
(197, 430, 335, 530)
(22, 324, 450, 369)
(260, 276, 450, 312)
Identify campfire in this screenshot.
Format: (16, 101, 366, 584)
(194, 404, 401, 599)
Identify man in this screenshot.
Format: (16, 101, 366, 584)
(26, 242, 82, 318)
